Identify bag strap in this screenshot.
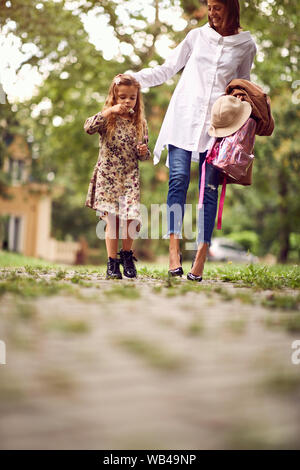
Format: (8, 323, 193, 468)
(217, 178, 227, 230)
(198, 154, 226, 230)
(198, 158, 206, 209)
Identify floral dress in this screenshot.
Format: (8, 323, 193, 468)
(84, 111, 150, 225)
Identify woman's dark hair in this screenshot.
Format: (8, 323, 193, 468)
(207, 0, 241, 35)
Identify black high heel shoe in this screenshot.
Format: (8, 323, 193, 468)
(187, 254, 202, 282)
(168, 253, 183, 277)
(187, 272, 202, 282)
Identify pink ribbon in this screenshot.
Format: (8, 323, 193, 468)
(198, 152, 227, 230)
(217, 177, 227, 230)
(198, 158, 206, 210)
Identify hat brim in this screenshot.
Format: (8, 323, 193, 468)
(208, 101, 252, 137)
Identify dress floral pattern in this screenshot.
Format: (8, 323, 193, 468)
(84, 111, 151, 224)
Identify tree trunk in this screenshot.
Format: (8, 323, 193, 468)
(278, 168, 290, 263)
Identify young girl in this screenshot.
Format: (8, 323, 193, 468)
(84, 74, 151, 280)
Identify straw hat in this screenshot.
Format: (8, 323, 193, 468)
(208, 95, 252, 137)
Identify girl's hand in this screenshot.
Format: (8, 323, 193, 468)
(235, 93, 244, 101)
(136, 143, 148, 157)
(111, 104, 129, 115)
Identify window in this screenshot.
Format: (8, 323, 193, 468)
(8, 157, 25, 183)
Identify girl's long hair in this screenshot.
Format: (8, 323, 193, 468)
(207, 0, 241, 36)
(103, 74, 145, 141)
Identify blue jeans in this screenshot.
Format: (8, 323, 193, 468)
(166, 144, 220, 247)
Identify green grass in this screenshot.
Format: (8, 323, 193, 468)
(1, 251, 299, 312)
(138, 265, 169, 280)
(103, 284, 141, 300)
(37, 368, 76, 394)
(264, 313, 300, 333)
(0, 250, 63, 268)
(261, 292, 300, 311)
(114, 335, 185, 371)
(204, 262, 300, 289)
(142, 261, 300, 290)
(186, 319, 205, 336)
(225, 422, 289, 450)
(14, 301, 38, 321)
(262, 368, 300, 394)
(0, 272, 77, 298)
(0, 251, 101, 274)
(1, 250, 299, 289)
(224, 317, 248, 335)
(54, 269, 67, 280)
(283, 314, 300, 333)
(0, 371, 26, 401)
(43, 317, 90, 334)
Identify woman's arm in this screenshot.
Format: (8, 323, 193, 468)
(236, 42, 257, 81)
(127, 29, 194, 88)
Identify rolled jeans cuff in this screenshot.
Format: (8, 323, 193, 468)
(196, 237, 212, 248)
(163, 230, 183, 240)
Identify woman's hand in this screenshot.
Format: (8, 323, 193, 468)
(235, 93, 244, 101)
(136, 143, 148, 157)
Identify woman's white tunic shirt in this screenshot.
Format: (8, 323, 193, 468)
(128, 22, 257, 166)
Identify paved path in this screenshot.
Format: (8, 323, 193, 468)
(0, 268, 300, 449)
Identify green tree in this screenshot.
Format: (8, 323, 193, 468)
(1, 0, 299, 261)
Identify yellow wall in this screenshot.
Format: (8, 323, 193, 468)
(0, 185, 51, 258)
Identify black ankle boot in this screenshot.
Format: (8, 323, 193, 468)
(106, 257, 122, 279)
(118, 249, 138, 278)
(168, 253, 183, 277)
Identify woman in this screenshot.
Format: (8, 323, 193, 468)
(127, 0, 257, 280)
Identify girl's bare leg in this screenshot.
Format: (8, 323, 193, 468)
(121, 219, 140, 251)
(105, 213, 119, 258)
(169, 233, 181, 270)
(190, 242, 209, 277)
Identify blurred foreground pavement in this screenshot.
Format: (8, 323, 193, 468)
(0, 267, 300, 450)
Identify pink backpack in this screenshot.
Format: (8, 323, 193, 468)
(199, 117, 257, 229)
